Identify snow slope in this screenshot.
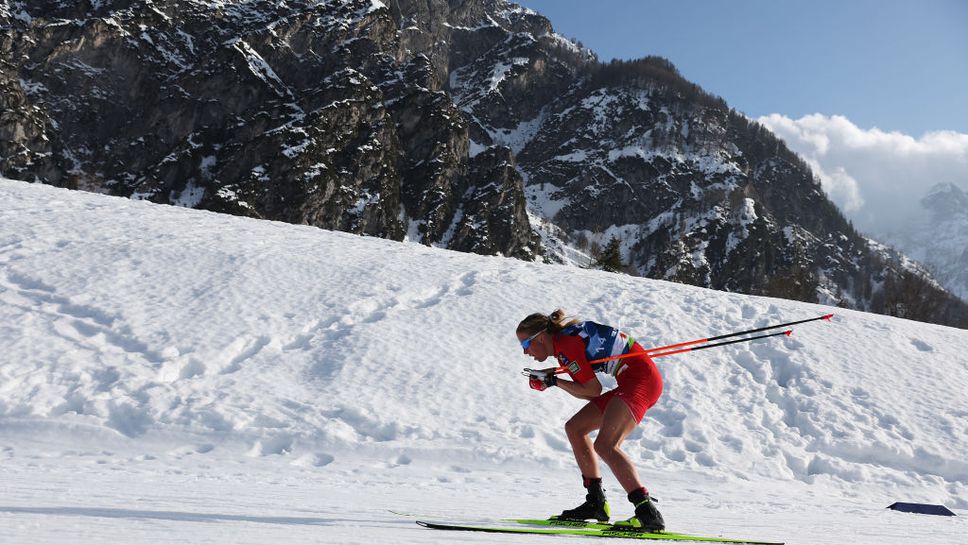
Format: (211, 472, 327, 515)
(1, 178, 966, 545)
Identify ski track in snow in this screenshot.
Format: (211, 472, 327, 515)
(0, 179, 967, 545)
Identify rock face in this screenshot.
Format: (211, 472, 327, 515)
(1, 0, 965, 326)
(0, 0, 541, 259)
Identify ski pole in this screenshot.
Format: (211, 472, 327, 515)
(538, 328, 790, 375)
(546, 314, 832, 372)
(648, 329, 792, 358)
(533, 329, 791, 376)
(642, 313, 833, 354)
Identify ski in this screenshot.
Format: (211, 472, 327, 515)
(416, 520, 785, 544)
(508, 517, 613, 530)
(394, 509, 617, 530)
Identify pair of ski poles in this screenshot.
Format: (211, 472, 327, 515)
(544, 313, 833, 375)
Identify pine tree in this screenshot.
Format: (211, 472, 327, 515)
(596, 236, 625, 273)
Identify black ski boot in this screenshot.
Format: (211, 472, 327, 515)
(612, 488, 664, 533)
(554, 476, 610, 522)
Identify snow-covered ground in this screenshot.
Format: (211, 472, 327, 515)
(1, 178, 966, 545)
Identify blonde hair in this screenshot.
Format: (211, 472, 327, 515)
(517, 308, 580, 336)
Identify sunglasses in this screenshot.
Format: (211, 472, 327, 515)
(520, 329, 544, 350)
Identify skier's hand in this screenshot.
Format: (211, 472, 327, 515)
(528, 369, 557, 390)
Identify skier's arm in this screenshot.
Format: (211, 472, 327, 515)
(554, 374, 603, 400)
(547, 335, 602, 399)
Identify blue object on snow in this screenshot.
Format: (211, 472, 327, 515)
(887, 502, 956, 516)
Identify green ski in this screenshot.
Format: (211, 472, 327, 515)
(416, 520, 784, 544)
(507, 517, 617, 530)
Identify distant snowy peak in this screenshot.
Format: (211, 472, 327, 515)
(884, 183, 968, 301)
(922, 182, 968, 220)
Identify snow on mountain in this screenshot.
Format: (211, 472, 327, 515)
(883, 183, 968, 301)
(1, 177, 967, 544)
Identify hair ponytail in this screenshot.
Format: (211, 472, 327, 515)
(547, 308, 580, 333)
(517, 308, 580, 336)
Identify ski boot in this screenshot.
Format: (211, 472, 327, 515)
(553, 476, 610, 522)
(611, 488, 664, 533)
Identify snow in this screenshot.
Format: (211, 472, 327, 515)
(171, 180, 205, 208)
(468, 139, 487, 158)
(199, 155, 217, 179)
(524, 180, 571, 220)
(62, 59, 107, 78)
(726, 198, 758, 253)
(443, 20, 498, 32)
(232, 39, 298, 105)
(555, 150, 589, 163)
(487, 58, 530, 92)
(366, 0, 386, 14)
(1, 178, 967, 544)
(18, 79, 47, 96)
(450, 60, 547, 153)
(1, 1, 32, 24)
(494, 111, 549, 154)
(404, 217, 425, 242)
(520, 186, 594, 267)
(582, 90, 623, 134)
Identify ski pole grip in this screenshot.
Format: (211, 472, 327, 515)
(522, 367, 568, 378)
(522, 368, 547, 379)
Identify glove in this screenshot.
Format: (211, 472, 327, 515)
(527, 370, 557, 391)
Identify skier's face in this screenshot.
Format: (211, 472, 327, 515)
(518, 330, 551, 362)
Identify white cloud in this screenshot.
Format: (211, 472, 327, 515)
(757, 113, 968, 237)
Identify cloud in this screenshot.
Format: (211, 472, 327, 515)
(757, 113, 968, 237)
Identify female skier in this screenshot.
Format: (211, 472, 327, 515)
(517, 309, 664, 532)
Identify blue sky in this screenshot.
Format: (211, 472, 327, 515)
(514, 0, 968, 136)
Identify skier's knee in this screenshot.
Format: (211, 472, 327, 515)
(593, 439, 620, 462)
(564, 417, 582, 439)
(565, 416, 591, 439)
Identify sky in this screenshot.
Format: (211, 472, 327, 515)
(514, 0, 968, 236)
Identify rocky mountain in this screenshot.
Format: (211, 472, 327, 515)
(1, 0, 539, 259)
(883, 183, 968, 301)
(1, 0, 965, 327)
